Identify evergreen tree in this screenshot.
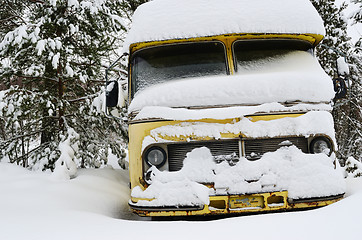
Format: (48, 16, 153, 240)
(0, 0, 33, 38)
(0, 0, 131, 175)
(311, 0, 351, 75)
(310, 0, 362, 163)
(348, 0, 362, 161)
(124, 0, 149, 12)
(351, 0, 362, 23)
(351, 0, 362, 50)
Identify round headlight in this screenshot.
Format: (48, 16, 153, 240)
(144, 146, 167, 167)
(310, 137, 332, 156)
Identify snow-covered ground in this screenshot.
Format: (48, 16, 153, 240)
(1, 161, 362, 240)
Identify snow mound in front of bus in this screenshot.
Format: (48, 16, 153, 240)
(131, 146, 345, 207)
(124, 0, 324, 50)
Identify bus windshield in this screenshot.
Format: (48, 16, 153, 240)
(131, 42, 227, 98)
(233, 39, 313, 74)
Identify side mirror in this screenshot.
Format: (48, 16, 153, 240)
(105, 80, 127, 118)
(105, 53, 128, 119)
(318, 45, 350, 102)
(106, 81, 119, 108)
(333, 77, 347, 100)
(333, 57, 349, 101)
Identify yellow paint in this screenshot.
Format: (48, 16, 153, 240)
(128, 33, 322, 102)
(126, 31, 339, 217)
(129, 33, 323, 54)
(247, 113, 304, 122)
(129, 114, 304, 191)
(128, 117, 240, 190)
(229, 195, 265, 209)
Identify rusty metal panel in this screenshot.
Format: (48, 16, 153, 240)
(130, 191, 344, 217)
(229, 195, 265, 209)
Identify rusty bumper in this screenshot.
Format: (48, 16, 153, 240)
(129, 191, 344, 217)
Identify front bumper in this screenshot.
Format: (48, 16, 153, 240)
(129, 191, 344, 217)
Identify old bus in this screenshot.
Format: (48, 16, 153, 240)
(106, 0, 345, 217)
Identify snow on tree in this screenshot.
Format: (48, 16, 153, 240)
(350, 0, 362, 23)
(350, 0, 362, 54)
(1, 0, 360, 176)
(344, 156, 362, 177)
(311, 0, 362, 163)
(335, 1, 362, 163)
(311, 0, 351, 75)
(0, 0, 33, 38)
(0, 0, 133, 175)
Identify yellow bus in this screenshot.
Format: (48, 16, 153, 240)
(106, 0, 345, 217)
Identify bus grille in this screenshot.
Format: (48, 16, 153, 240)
(168, 140, 239, 171)
(244, 137, 308, 160)
(167, 137, 308, 171)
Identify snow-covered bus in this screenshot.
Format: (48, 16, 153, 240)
(106, 0, 345, 217)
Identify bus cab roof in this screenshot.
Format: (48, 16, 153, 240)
(124, 0, 325, 52)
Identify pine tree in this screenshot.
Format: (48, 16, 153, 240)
(350, 0, 362, 50)
(124, 0, 149, 12)
(351, 0, 362, 23)
(311, 0, 351, 75)
(348, 0, 362, 160)
(310, 0, 362, 162)
(0, 0, 33, 38)
(0, 0, 132, 174)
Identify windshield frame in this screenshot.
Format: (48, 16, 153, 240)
(129, 41, 229, 99)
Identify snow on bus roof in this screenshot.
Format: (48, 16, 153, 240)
(123, 0, 325, 51)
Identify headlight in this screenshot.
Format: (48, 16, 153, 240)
(310, 137, 332, 156)
(144, 146, 167, 167)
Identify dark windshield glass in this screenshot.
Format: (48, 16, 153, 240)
(131, 42, 227, 98)
(233, 40, 313, 73)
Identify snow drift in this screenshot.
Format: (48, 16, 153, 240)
(0, 162, 361, 240)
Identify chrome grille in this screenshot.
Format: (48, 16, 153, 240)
(244, 137, 308, 160)
(167, 137, 308, 171)
(167, 140, 239, 171)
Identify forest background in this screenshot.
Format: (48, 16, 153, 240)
(0, 0, 361, 177)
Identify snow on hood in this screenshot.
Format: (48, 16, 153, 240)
(123, 0, 325, 50)
(134, 103, 333, 121)
(129, 52, 334, 113)
(142, 111, 337, 151)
